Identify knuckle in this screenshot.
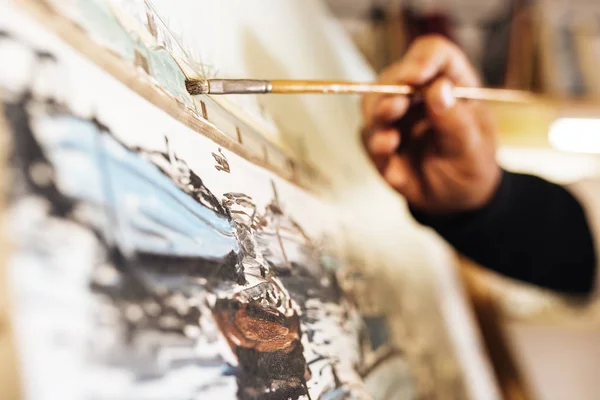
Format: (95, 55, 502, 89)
(416, 34, 454, 50)
(419, 35, 463, 65)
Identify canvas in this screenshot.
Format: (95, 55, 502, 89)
(0, 1, 499, 399)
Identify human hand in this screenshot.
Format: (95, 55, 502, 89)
(362, 35, 501, 214)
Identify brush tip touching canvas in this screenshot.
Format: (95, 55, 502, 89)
(185, 79, 210, 95)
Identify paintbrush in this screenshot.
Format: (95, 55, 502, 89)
(185, 78, 539, 104)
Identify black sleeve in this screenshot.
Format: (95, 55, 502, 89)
(409, 170, 597, 296)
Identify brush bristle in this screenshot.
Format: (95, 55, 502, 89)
(185, 79, 209, 95)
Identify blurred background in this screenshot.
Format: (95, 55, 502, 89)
(325, 1, 600, 400)
(327, 0, 600, 183)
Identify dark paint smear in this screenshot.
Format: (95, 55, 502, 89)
(5, 94, 75, 217)
(362, 316, 390, 351)
(133, 140, 229, 216)
(236, 345, 308, 400)
(134, 250, 245, 285)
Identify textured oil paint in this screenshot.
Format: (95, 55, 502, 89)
(0, 9, 419, 400)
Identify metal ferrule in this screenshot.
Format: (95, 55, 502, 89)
(208, 79, 272, 94)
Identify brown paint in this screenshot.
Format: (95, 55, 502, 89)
(214, 302, 299, 353)
(200, 101, 208, 120)
(211, 147, 230, 173)
(236, 126, 243, 144)
(212, 296, 311, 400)
(288, 159, 297, 181)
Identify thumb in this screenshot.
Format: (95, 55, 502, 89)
(424, 78, 480, 156)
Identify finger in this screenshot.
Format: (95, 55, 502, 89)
(372, 154, 390, 174)
(362, 60, 418, 125)
(472, 101, 498, 151)
(383, 155, 409, 188)
(380, 35, 480, 87)
(382, 155, 423, 204)
(363, 94, 410, 127)
(362, 127, 394, 173)
(362, 35, 478, 126)
(372, 96, 410, 126)
(366, 127, 401, 155)
(424, 77, 481, 156)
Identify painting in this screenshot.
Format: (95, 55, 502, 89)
(0, 1, 495, 399)
(0, 5, 414, 400)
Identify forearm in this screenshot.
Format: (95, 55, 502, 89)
(410, 170, 597, 295)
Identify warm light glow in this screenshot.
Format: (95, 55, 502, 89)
(548, 118, 600, 154)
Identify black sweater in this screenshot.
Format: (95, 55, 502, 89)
(410, 170, 597, 296)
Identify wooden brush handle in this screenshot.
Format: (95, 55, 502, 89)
(271, 80, 537, 103)
(270, 80, 414, 95)
(189, 78, 542, 104)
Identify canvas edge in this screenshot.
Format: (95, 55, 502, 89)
(0, 95, 23, 400)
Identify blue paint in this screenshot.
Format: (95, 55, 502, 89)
(78, 0, 136, 62)
(36, 115, 238, 259)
